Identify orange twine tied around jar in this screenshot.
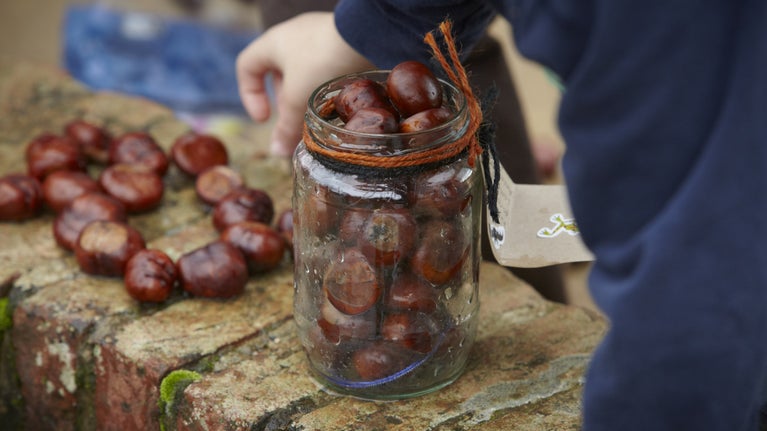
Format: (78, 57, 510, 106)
(301, 19, 484, 169)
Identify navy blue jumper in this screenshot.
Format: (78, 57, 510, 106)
(335, 1, 767, 430)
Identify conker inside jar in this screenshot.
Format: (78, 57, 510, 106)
(293, 68, 481, 400)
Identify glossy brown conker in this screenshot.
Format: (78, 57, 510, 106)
(385, 271, 438, 314)
(301, 187, 340, 238)
(399, 107, 453, 133)
(220, 221, 286, 274)
(109, 132, 169, 175)
(42, 170, 101, 213)
(25, 133, 86, 180)
(124, 249, 177, 303)
(410, 167, 472, 219)
(74, 220, 146, 277)
(176, 240, 248, 298)
(410, 220, 468, 285)
(338, 207, 368, 245)
(0, 174, 43, 221)
(64, 119, 112, 164)
(385, 60, 442, 117)
(170, 132, 229, 177)
(352, 341, 410, 381)
(53, 192, 127, 251)
(275, 208, 294, 249)
(333, 78, 397, 123)
(98, 163, 164, 213)
(344, 107, 399, 134)
(381, 312, 434, 354)
(212, 187, 274, 232)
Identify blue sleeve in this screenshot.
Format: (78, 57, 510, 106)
(334, 0, 496, 69)
(511, 1, 767, 430)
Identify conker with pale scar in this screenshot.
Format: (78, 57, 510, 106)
(195, 165, 244, 205)
(124, 249, 177, 302)
(323, 249, 380, 315)
(399, 107, 452, 133)
(359, 208, 416, 266)
(177, 240, 248, 298)
(74, 220, 145, 277)
(318, 299, 377, 344)
(53, 192, 127, 251)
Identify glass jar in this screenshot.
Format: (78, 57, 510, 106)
(292, 71, 481, 400)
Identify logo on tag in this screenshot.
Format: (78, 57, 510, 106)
(537, 213, 580, 238)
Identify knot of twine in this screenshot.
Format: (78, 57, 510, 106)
(302, 19, 484, 168)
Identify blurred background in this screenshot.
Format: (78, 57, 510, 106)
(0, 1, 564, 151)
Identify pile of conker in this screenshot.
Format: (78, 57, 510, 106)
(329, 60, 452, 135)
(1, 119, 292, 303)
(296, 61, 476, 385)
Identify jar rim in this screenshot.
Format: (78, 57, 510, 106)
(305, 70, 468, 155)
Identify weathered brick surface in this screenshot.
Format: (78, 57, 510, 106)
(175, 325, 320, 431)
(12, 276, 136, 431)
(0, 62, 189, 430)
(166, 264, 605, 431)
(93, 267, 294, 430)
(0, 62, 607, 430)
(9, 212, 217, 431)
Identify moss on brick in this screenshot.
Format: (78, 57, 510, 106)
(158, 369, 202, 431)
(0, 298, 11, 332)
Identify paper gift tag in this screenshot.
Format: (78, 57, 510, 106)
(484, 163, 594, 268)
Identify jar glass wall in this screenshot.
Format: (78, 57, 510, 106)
(292, 71, 481, 400)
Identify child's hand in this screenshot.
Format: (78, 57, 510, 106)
(236, 12, 374, 156)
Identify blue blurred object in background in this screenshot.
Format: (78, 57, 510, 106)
(63, 4, 259, 114)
